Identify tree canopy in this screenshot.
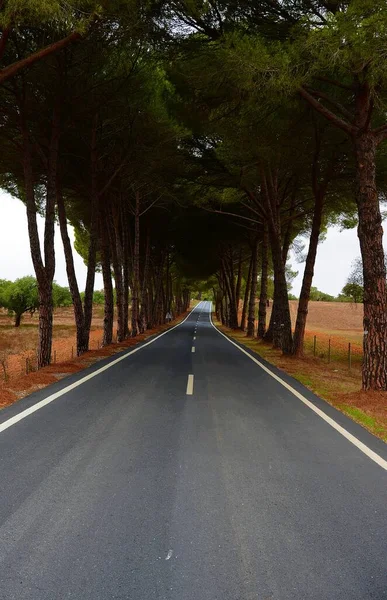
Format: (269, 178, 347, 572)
(1, 0, 387, 390)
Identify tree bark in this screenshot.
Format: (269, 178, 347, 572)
(240, 251, 253, 331)
(121, 202, 130, 339)
(222, 257, 238, 328)
(131, 191, 140, 337)
(108, 209, 125, 342)
(293, 190, 324, 356)
(139, 231, 150, 333)
(247, 238, 259, 337)
(83, 116, 99, 348)
(355, 132, 387, 390)
(259, 170, 293, 353)
(0, 31, 83, 84)
(100, 212, 114, 346)
(269, 232, 293, 353)
(14, 313, 22, 327)
(21, 102, 58, 368)
(57, 187, 88, 354)
(258, 226, 269, 338)
(235, 248, 243, 324)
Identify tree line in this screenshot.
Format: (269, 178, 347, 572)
(0, 277, 110, 327)
(1, 1, 387, 390)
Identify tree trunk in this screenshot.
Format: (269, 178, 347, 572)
(355, 132, 387, 390)
(57, 187, 87, 355)
(131, 191, 140, 337)
(235, 249, 243, 324)
(220, 295, 225, 324)
(258, 226, 269, 339)
(121, 204, 130, 339)
(222, 259, 238, 328)
(240, 251, 253, 331)
(38, 285, 54, 367)
(14, 313, 22, 327)
(21, 101, 58, 368)
(100, 215, 114, 346)
(293, 190, 324, 356)
(247, 238, 258, 337)
(108, 210, 125, 342)
(83, 116, 99, 348)
(260, 168, 292, 353)
(0, 31, 83, 85)
(152, 255, 165, 327)
(139, 231, 150, 333)
(270, 233, 293, 353)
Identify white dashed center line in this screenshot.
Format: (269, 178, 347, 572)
(186, 374, 194, 395)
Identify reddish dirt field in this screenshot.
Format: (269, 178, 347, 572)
(0, 306, 107, 381)
(288, 299, 363, 333)
(248, 300, 363, 363)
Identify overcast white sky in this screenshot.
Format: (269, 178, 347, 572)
(1, 190, 385, 297)
(0, 191, 104, 291)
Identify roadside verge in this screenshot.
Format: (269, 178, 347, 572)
(213, 317, 387, 443)
(0, 311, 191, 411)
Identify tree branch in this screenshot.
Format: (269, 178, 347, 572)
(0, 31, 82, 84)
(313, 75, 353, 91)
(98, 156, 128, 199)
(202, 206, 261, 224)
(304, 86, 354, 122)
(299, 86, 355, 136)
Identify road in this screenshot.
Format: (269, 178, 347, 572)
(0, 301, 386, 599)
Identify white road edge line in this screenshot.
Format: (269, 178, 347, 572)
(192, 346, 195, 353)
(209, 303, 387, 472)
(0, 301, 205, 435)
(186, 374, 194, 395)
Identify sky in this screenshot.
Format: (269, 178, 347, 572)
(0, 191, 104, 291)
(1, 190, 385, 297)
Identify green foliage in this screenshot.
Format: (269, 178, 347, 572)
(0, 0, 101, 30)
(80, 289, 104, 305)
(0, 276, 39, 325)
(309, 286, 335, 302)
(92, 290, 105, 305)
(52, 283, 72, 307)
(341, 283, 363, 304)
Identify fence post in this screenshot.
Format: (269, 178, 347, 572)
(348, 342, 351, 371)
(328, 338, 331, 364)
(54, 350, 57, 364)
(71, 346, 74, 359)
(26, 358, 29, 375)
(97, 340, 100, 350)
(313, 335, 317, 357)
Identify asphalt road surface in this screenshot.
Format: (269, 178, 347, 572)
(0, 301, 386, 599)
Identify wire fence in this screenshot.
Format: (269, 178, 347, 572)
(0, 331, 111, 384)
(300, 333, 362, 370)
(0, 310, 187, 385)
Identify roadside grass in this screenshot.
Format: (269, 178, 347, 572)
(215, 320, 387, 443)
(338, 405, 387, 439)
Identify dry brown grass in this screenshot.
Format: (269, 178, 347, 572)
(0, 306, 108, 381)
